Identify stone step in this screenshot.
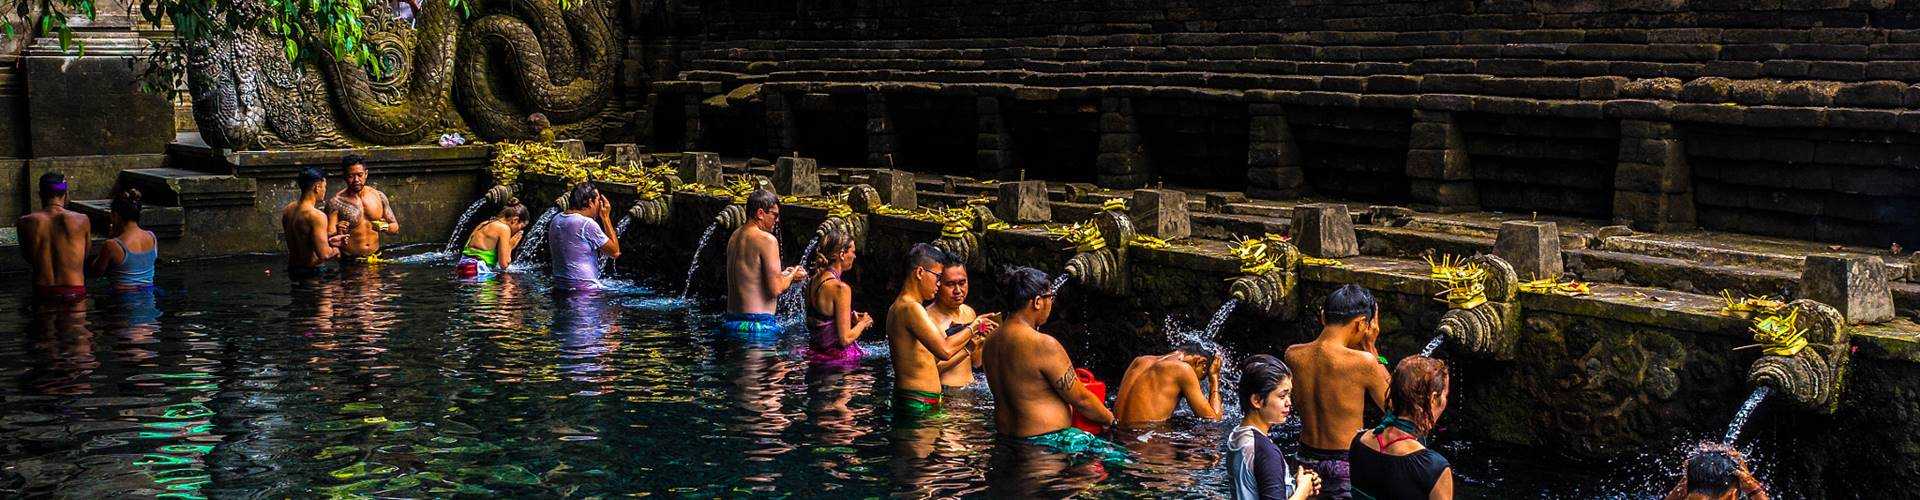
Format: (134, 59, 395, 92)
(118, 168, 258, 209)
(67, 199, 185, 239)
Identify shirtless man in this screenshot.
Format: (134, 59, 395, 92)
(1112, 341, 1223, 427)
(17, 172, 90, 304)
(722, 189, 806, 336)
(979, 267, 1127, 463)
(930, 262, 983, 389)
(328, 155, 400, 263)
(1284, 284, 1390, 499)
(281, 167, 348, 280)
(886, 243, 992, 424)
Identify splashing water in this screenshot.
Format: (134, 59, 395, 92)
(599, 216, 635, 276)
(1167, 299, 1242, 415)
(508, 208, 559, 272)
(680, 220, 723, 298)
(1203, 299, 1239, 339)
(1420, 335, 1446, 357)
(777, 235, 822, 326)
(444, 198, 489, 252)
(1048, 274, 1073, 295)
(1723, 386, 1772, 443)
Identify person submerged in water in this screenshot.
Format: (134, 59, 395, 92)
(1284, 284, 1389, 499)
(549, 183, 620, 288)
(930, 261, 984, 389)
(804, 228, 873, 370)
(886, 244, 994, 423)
(88, 187, 159, 292)
(457, 198, 528, 277)
(1228, 354, 1320, 500)
(979, 267, 1126, 463)
(328, 154, 401, 264)
(1112, 341, 1223, 427)
(18, 172, 91, 303)
(1663, 442, 1769, 500)
(1350, 356, 1454, 500)
(723, 189, 806, 336)
(280, 167, 348, 281)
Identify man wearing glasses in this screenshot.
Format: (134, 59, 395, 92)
(886, 244, 995, 425)
(979, 267, 1127, 463)
(723, 189, 807, 337)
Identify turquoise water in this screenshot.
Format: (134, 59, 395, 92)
(0, 249, 1778, 498)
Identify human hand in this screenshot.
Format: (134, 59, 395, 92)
(784, 265, 809, 281)
(1296, 467, 1321, 496)
(328, 234, 349, 248)
(854, 312, 874, 329)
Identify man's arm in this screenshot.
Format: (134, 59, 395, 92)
(1177, 365, 1222, 419)
(308, 211, 339, 260)
(1365, 353, 1391, 410)
(755, 234, 798, 298)
(1041, 340, 1114, 424)
(907, 304, 972, 360)
(594, 210, 620, 258)
(1428, 468, 1453, 500)
(376, 191, 400, 233)
(937, 345, 973, 370)
(494, 226, 517, 269)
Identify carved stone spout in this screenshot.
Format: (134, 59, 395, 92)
(715, 204, 748, 230)
(1228, 239, 1301, 320)
(817, 213, 868, 249)
(486, 184, 516, 206)
(1062, 209, 1136, 296)
(1435, 254, 1522, 360)
(1748, 299, 1851, 414)
(629, 199, 671, 226)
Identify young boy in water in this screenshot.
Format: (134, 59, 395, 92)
(1663, 443, 1768, 500)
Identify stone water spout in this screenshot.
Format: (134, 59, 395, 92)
(933, 205, 999, 267)
(1433, 254, 1523, 360)
(1746, 299, 1852, 414)
(629, 197, 671, 226)
(1060, 206, 1135, 296)
(1227, 239, 1301, 320)
(486, 184, 516, 206)
(816, 184, 877, 247)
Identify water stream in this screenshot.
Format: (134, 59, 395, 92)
(1048, 274, 1073, 295)
(1419, 334, 1446, 357)
(598, 216, 636, 276)
(507, 208, 559, 272)
(776, 235, 822, 326)
(680, 219, 723, 298)
(1723, 386, 1772, 443)
(444, 198, 489, 252)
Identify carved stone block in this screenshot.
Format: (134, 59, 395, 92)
(774, 156, 819, 196)
(678, 152, 723, 187)
(1495, 221, 1565, 281)
(1291, 203, 1358, 258)
(1130, 189, 1190, 239)
(1800, 253, 1895, 324)
(869, 169, 916, 209)
(996, 181, 1052, 224)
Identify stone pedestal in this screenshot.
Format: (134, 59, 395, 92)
(1495, 221, 1564, 280)
(1800, 254, 1894, 324)
(1246, 103, 1305, 199)
(556, 139, 588, 159)
(678, 152, 722, 187)
(996, 181, 1052, 223)
(1096, 97, 1152, 188)
(868, 169, 916, 209)
(1613, 120, 1695, 232)
(23, 30, 173, 157)
(1405, 110, 1477, 212)
(1131, 189, 1190, 239)
(604, 143, 642, 165)
(774, 156, 819, 196)
(1291, 203, 1358, 258)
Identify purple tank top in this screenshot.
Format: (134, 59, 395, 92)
(806, 271, 863, 369)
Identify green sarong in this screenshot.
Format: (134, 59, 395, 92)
(893, 389, 945, 427)
(1020, 427, 1132, 464)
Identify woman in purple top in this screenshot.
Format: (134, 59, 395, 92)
(804, 228, 873, 370)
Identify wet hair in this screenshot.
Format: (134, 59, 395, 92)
(340, 154, 367, 173)
(996, 266, 1050, 314)
(905, 242, 957, 270)
(1389, 356, 1451, 431)
(1684, 442, 1742, 496)
(746, 188, 779, 217)
(811, 228, 854, 270)
(111, 187, 143, 222)
(1237, 354, 1292, 409)
(297, 167, 326, 192)
(1323, 284, 1378, 325)
(567, 182, 599, 211)
(495, 197, 527, 222)
(38, 172, 67, 200)
(1176, 341, 1217, 364)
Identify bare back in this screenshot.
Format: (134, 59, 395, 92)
(18, 208, 90, 287)
(725, 225, 780, 314)
(887, 296, 947, 395)
(980, 323, 1080, 437)
(1113, 355, 1201, 425)
(1285, 339, 1389, 451)
(281, 201, 331, 268)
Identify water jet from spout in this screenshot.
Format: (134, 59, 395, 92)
(444, 198, 488, 253)
(1723, 386, 1772, 443)
(1419, 335, 1446, 357)
(507, 208, 560, 272)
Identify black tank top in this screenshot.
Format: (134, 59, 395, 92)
(1348, 432, 1451, 500)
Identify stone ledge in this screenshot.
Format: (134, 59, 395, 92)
(121, 168, 257, 209)
(169, 141, 491, 179)
(69, 199, 185, 239)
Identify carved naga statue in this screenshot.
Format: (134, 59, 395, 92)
(1227, 236, 1301, 320)
(187, 0, 621, 150)
(1432, 254, 1523, 360)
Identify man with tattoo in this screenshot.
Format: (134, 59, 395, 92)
(980, 267, 1128, 463)
(328, 154, 401, 264)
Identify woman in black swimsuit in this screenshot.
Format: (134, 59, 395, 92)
(1349, 356, 1453, 500)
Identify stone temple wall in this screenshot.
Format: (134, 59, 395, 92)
(652, 0, 1920, 248)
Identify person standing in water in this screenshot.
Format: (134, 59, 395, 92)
(18, 172, 91, 303)
(1662, 443, 1769, 500)
(885, 244, 992, 423)
(979, 267, 1126, 463)
(723, 189, 806, 336)
(1284, 284, 1390, 499)
(328, 154, 401, 264)
(930, 261, 984, 389)
(549, 183, 620, 288)
(1349, 356, 1454, 500)
(281, 167, 348, 280)
(88, 188, 159, 292)
(1112, 341, 1223, 427)
(457, 198, 528, 277)
(1228, 354, 1321, 500)
(804, 228, 873, 370)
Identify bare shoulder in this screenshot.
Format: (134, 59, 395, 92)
(18, 211, 42, 227)
(60, 210, 89, 227)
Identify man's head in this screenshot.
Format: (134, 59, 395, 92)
(38, 172, 68, 206)
(1321, 284, 1379, 345)
(567, 182, 600, 213)
(297, 167, 328, 197)
(937, 262, 970, 308)
(340, 154, 368, 191)
(1682, 443, 1746, 499)
(746, 189, 779, 230)
(1175, 341, 1218, 373)
(998, 266, 1055, 325)
(902, 243, 955, 298)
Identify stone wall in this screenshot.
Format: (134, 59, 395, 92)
(656, 0, 1920, 248)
